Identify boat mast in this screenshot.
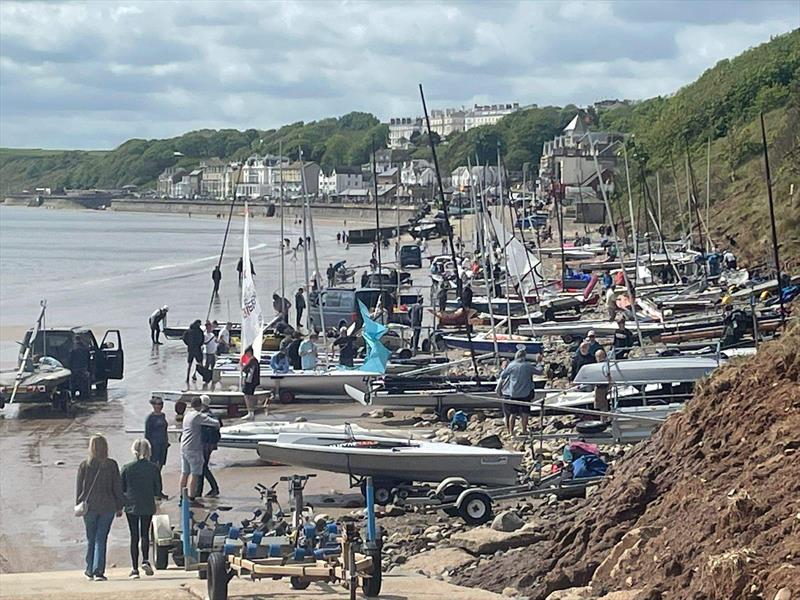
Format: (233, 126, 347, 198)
(299, 147, 312, 330)
(371, 140, 382, 279)
(300, 160, 329, 352)
(498, 143, 512, 304)
(279, 142, 285, 316)
(759, 112, 785, 326)
(705, 135, 711, 253)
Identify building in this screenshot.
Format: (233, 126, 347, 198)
(157, 166, 188, 197)
(464, 103, 520, 130)
(451, 165, 499, 190)
(199, 158, 227, 199)
(429, 108, 466, 138)
(400, 159, 436, 187)
(282, 161, 321, 196)
(236, 154, 288, 198)
(388, 117, 423, 149)
(318, 166, 365, 197)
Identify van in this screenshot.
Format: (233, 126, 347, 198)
(399, 244, 422, 268)
(308, 288, 398, 332)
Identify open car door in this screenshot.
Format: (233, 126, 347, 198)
(100, 330, 124, 380)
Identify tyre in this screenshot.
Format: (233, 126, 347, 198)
(95, 380, 108, 393)
(359, 481, 394, 506)
(290, 576, 311, 590)
(397, 348, 412, 360)
(361, 549, 382, 597)
(153, 542, 170, 570)
(458, 491, 493, 525)
(207, 552, 229, 600)
(421, 338, 431, 353)
(278, 389, 295, 404)
(173, 552, 185, 568)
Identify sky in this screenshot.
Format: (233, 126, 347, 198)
(0, 0, 797, 150)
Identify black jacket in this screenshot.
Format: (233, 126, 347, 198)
(242, 358, 260, 394)
(121, 459, 162, 516)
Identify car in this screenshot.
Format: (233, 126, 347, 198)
(399, 244, 422, 269)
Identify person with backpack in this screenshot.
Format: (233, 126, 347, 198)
(182, 320, 204, 385)
(120, 439, 162, 579)
(196, 395, 221, 498)
(75, 434, 124, 581)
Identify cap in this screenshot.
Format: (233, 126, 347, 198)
(587, 330, 596, 337)
(199, 394, 211, 407)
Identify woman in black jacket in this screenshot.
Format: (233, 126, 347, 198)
(121, 439, 162, 579)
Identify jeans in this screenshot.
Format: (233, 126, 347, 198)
(196, 447, 219, 496)
(125, 513, 153, 569)
(84, 511, 115, 576)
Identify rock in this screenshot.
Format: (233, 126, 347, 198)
(54, 460, 65, 466)
(454, 436, 472, 446)
(543, 587, 594, 599)
(503, 587, 520, 597)
(477, 434, 504, 449)
(452, 524, 545, 555)
(377, 504, 404, 517)
(415, 406, 436, 415)
(294, 416, 307, 422)
(591, 527, 663, 584)
(774, 589, 792, 600)
(547, 493, 558, 505)
(398, 547, 475, 577)
(491, 510, 524, 532)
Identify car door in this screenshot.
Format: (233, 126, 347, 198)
(100, 330, 124, 380)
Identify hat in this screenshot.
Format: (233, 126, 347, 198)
(162, 305, 169, 311)
(587, 330, 596, 337)
(199, 394, 211, 407)
(149, 396, 164, 405)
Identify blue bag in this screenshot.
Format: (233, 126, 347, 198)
(572, 454, 607, 479)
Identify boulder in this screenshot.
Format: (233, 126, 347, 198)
(477, 434, 504, 449)
(452, 523, 545, 555)
(491, 510, 524, 532)
(398, 547, 475, 577)
(591, 527, 663, 584)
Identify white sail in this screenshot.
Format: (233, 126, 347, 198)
(241, 202, 264, 360)
(490, 215, 542, 294)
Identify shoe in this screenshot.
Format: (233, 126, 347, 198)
(129, 570, 140, 579)
(141, 562, 153, 577)
(205, 489, 220, 498)
(84, 572, 93, 581)
(192, 375, 197, 382)
(93, 574, 107, 582)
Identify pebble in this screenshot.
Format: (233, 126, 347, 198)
(774, 589, 792, 600)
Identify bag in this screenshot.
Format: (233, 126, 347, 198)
(201, 424, 221, 445)
(74, 465, 102, 517)
(572, 454, 607, 479)
(182, 329, 191, 346)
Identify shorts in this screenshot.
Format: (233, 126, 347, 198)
(181, 451, 204, 476)
(187, 349, 203, 364)
(502, 392, 533, 417)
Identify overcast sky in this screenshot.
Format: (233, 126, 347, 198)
(0, 1, 797, 150)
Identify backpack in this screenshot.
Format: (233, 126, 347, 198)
(450, 410, 468, 431)
(572, 454, 607, 479)
(182, 329, 191, 347)
(201, 424, 221, 445)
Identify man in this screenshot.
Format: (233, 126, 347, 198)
(437, 284, 449, 312)
(326, 263, 335, 287)
(612, 318, 635, 359)
(294, 288, 306, 329)
(593, 349, 610, 414)
(196, 395, 221, 498)
(68, 337, 91, 400)
(299, 333, 319, 371)
(149, 306, 168, 345)
(570, 341, 597, 381)
(211, 266, 222, 296)
(182, 320, 205, 385)
(145, 397, 169, 473)
(605, 285, 617, 321)
(723, 249, 737, 270)
(203, 322, 218, 372)
(461, 283, 473, 310)
(272, 293, 291, 324)
(409, 302, 423, 353)
(179, 396, 220, 506)
(585, 331, 603, 357)
(269, 351, 290, 374)
(241, 346, 261, 420)
(496, 348, 537, 435)
(286, 332, 302, 370)
(333, 327, 356, 367)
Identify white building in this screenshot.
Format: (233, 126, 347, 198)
(318, 166, 365, 197)
(236, 154, 289, 198)
(464, 103, 520, 130)
(388, 117, 423, 149)
(451, 166, 499, 190)
(401, 159, 436, 187)
(429, 108, 466, 138)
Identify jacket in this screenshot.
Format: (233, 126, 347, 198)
(121, 459, 162, 515)
(76, 458, 124, 514)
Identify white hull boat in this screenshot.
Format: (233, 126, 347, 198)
(212, 369, 379, 402)
(151, 389, 271, 413)
(257, 432, 523, 486)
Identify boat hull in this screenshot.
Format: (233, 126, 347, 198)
(443, 336, 543, 356)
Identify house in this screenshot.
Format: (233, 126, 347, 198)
(199, 158, 227, 199)
(464, 103, 520, 130)
(236, 154, 288, 198)
(377, 166, 400, 186)
(318, 166, 364, 197)
(400, 160, 436, 187)
(282, 161, 321, 196)
(429, 108, 466, 138)
(451, 166, 499, 190)
(157, 166, 188, 197)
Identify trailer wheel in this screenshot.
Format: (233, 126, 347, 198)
(153, 543, 169, 570)
(397, 348, 412, 360)
(290, 576, 311, 590)
(561, 334, 574, 344)
(421, 338, 431, 353)
(458, 491, 493, 525)
(207, 552, 229, 600)
(278, 389, 295, 404)
(361, 548, 382, 597)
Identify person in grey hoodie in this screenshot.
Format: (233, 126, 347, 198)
(75, 434, 124, 581)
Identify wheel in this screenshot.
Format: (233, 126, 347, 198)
(278, 389, 295, 404)
(397, 348, 412, 360)
(458, 491, 493, 525)
(153, 543, 170, 570)
(438, 484, 466, 500)
(95, 380, 108, 393)
(561, 334, 574, 344)
(290, 576, 311, 590)
(421, 338, 431, 353)
(374, 485, 393, 506)
(207, 552, 229, 600)
(361, 548, 382, 597)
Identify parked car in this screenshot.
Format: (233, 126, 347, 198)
(399, 244, 422, 269)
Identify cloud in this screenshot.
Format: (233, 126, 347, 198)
(0, 0, 797, 149)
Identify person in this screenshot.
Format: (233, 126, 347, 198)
(336, 232, 341, 244)
(441, 238, 447, 253)
(585, 331, 603, 357)
(496, 348, 537, 435)
(592, 349, 610, 415)
(217, 322, 231, 355)
(299, 333, 319, 371)
(196, 395, 221, 498)
(182, 320, 204, 385)
(437, 284, 449, 312)
(570, 341, 597, 381)
(179, 396, 220, 504)
(409, 302, 423, 353)
(270, 350, 290, 374)
(69, 337, 91, 401)
(296, 237, 304, 250)
(272, 293, 291, 323)
(461, 283, 473, 310)
(612, 318, 635, 359)
(149, 306, 168, 345)
(493, 264, 503, 297)
(333, 327, 356, 367)
(723, 249, 737, 270)
(295, 287, 306, 329)
(144, 397, 169, 472)
(602, 269, 613, 290)
(326, 263, 335, 287)
(237, 257, 255, 285)
(286, 332, 302, 370)
(241, 347, 261, 420)
(76, 434, 124, 581)
(203, 322, 218, 372)
(121, 439, 162, 579)
(211, 266, 222, 295)
(605, 285, 617, 321)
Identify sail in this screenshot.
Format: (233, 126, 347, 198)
(241, 202, 264, 360)
(357, 301, 391, 374)
(490, 216, 543, 294)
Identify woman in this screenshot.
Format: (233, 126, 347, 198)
(144, 397, 169, 471)
(121, 439, 162, 579)
(242, 346, 262, 420)
(75, 434, 124, 581)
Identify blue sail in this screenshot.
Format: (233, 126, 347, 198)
(357, 300, 392, 374)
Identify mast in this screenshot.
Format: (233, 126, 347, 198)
(622, 143, 638, 270)
(705, 135, 712, 253)
(759, 113, 785, 326)
(301, 164, 329, 352)
(371, 139, 382, 279)
(656, 171, 662, 235)
(279, 143, 285, 315)
(298, 148, 312, 329)
(497, 143, 511, 304)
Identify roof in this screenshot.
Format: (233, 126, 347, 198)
(563, 114, 588, 135)
(574, 356, 722, 385)
(335, 166, 362, 175)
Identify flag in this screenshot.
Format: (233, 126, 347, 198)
(357, 301, 391, 374)
(241, 202, 264, 360)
